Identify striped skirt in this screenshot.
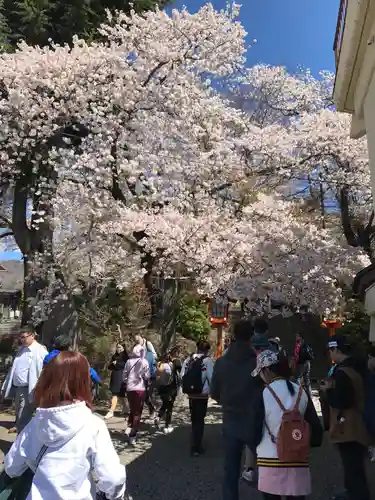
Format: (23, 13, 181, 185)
(257, 457, 311, 496)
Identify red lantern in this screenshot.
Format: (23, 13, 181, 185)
(208, 296, 230, 359)
(208, 298, 229, 327)
(321, 319, 342, 337)
(321, 318, 342, 367)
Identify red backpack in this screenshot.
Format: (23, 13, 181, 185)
(265, 384, 310, 463)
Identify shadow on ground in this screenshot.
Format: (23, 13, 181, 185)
(0, 401, 374, 499)
(0, 420, 15, 431)
(109, 404, 361, 500)
(125, 421, 225, 500)
(0, 439, 12, 455)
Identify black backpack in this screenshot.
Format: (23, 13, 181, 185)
(182, 356, 205, 395)
(299, 344, 315, 363)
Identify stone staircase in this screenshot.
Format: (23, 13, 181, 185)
(0, 320, 20, 338)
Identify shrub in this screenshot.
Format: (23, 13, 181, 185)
(176, 294, 210, 342)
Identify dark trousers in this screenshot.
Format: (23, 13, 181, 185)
(189, 398, 208, 451)
(337, 441, 370, 500)
(127, 391, 145, 437)
(14, 386, 34, 433)
(263, 495, 305, 500)
(296, 361, 312, 398)
(222, 432, 246, 500)
(158, 388, 176, 427)
(145, 380, 156, 415)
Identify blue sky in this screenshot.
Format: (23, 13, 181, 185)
(0, 250, 21, 260)
(170, 0, 340, 73)
(1, 0, 340, 262)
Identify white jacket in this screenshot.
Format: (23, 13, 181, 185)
(2, 341, 48, 401)
(257, 379, 308, 460)
(5, 402, 126, 500)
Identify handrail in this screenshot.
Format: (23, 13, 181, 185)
(334, 0, 349, 67)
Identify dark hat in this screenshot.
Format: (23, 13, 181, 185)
(252, 333, 270, 350)
(327, 335, 352, 352)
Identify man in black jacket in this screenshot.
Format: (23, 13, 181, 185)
(211, 319, 263, 500)
(320, 336, 371, 500)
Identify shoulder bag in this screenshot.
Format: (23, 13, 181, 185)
(0, 444, 48, 500)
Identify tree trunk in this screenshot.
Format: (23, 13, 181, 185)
(22, 253, 78, 346)
(159, 278, 181, 355)
(12, 170, 79, 347)
(143, 269, 160, 328)
(339, 187, 375, 262)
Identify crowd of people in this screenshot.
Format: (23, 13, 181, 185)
(0, 320, 374, 500)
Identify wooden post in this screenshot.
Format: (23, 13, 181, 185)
(321, 319, 342, 337)
(216, 324, 223, 359)
(321, 319, 342, 365)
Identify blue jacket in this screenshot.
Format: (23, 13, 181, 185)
(43, 350, 101, 384)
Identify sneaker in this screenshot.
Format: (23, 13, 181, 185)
(190, 447, 204, 457)
(333, 492, 348, 500)
(8, 427, 17, 434)
(154, 416, 160, 428)
(125, 427, 132, 436)
(241, 468, 256, 483)
(129, 436, 137, 446)
(104, 411, 114, 420)
(163, 426, 174, 434)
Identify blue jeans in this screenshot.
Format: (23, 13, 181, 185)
(222, 430, 247, 500)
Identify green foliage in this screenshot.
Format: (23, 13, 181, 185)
(340, 298, 371, 352)
(72, 280, 130, 366)
(3, 0, 170, 47)
(176, 294, 210, 342)
(0, 0, 10, 51)
(75, 280, 152, 368)
(74, 280, 131, 334)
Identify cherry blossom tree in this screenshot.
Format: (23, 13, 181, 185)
(234, 64, 373, 260)
(0, 3, 369, 345)
(54, 180, 370, 319)
(0, 3, 248, 340)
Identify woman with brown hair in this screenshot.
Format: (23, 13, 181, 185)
(4, 351, 126, 499)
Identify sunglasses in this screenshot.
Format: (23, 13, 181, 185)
(19, 333, 32, 340)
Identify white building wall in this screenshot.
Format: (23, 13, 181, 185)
(364, 76, 375, 211)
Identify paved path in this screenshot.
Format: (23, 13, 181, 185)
(0, 396, 374, 499)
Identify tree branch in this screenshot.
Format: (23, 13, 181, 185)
(0, 231, 14, 239)
(339, 187, 359, 248)
(12, 175, 31, 255)
(0, 214, 12, 229)
(142, 61, 168, 87)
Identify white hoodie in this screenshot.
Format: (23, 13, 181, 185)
(4, 402, 126, 500)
